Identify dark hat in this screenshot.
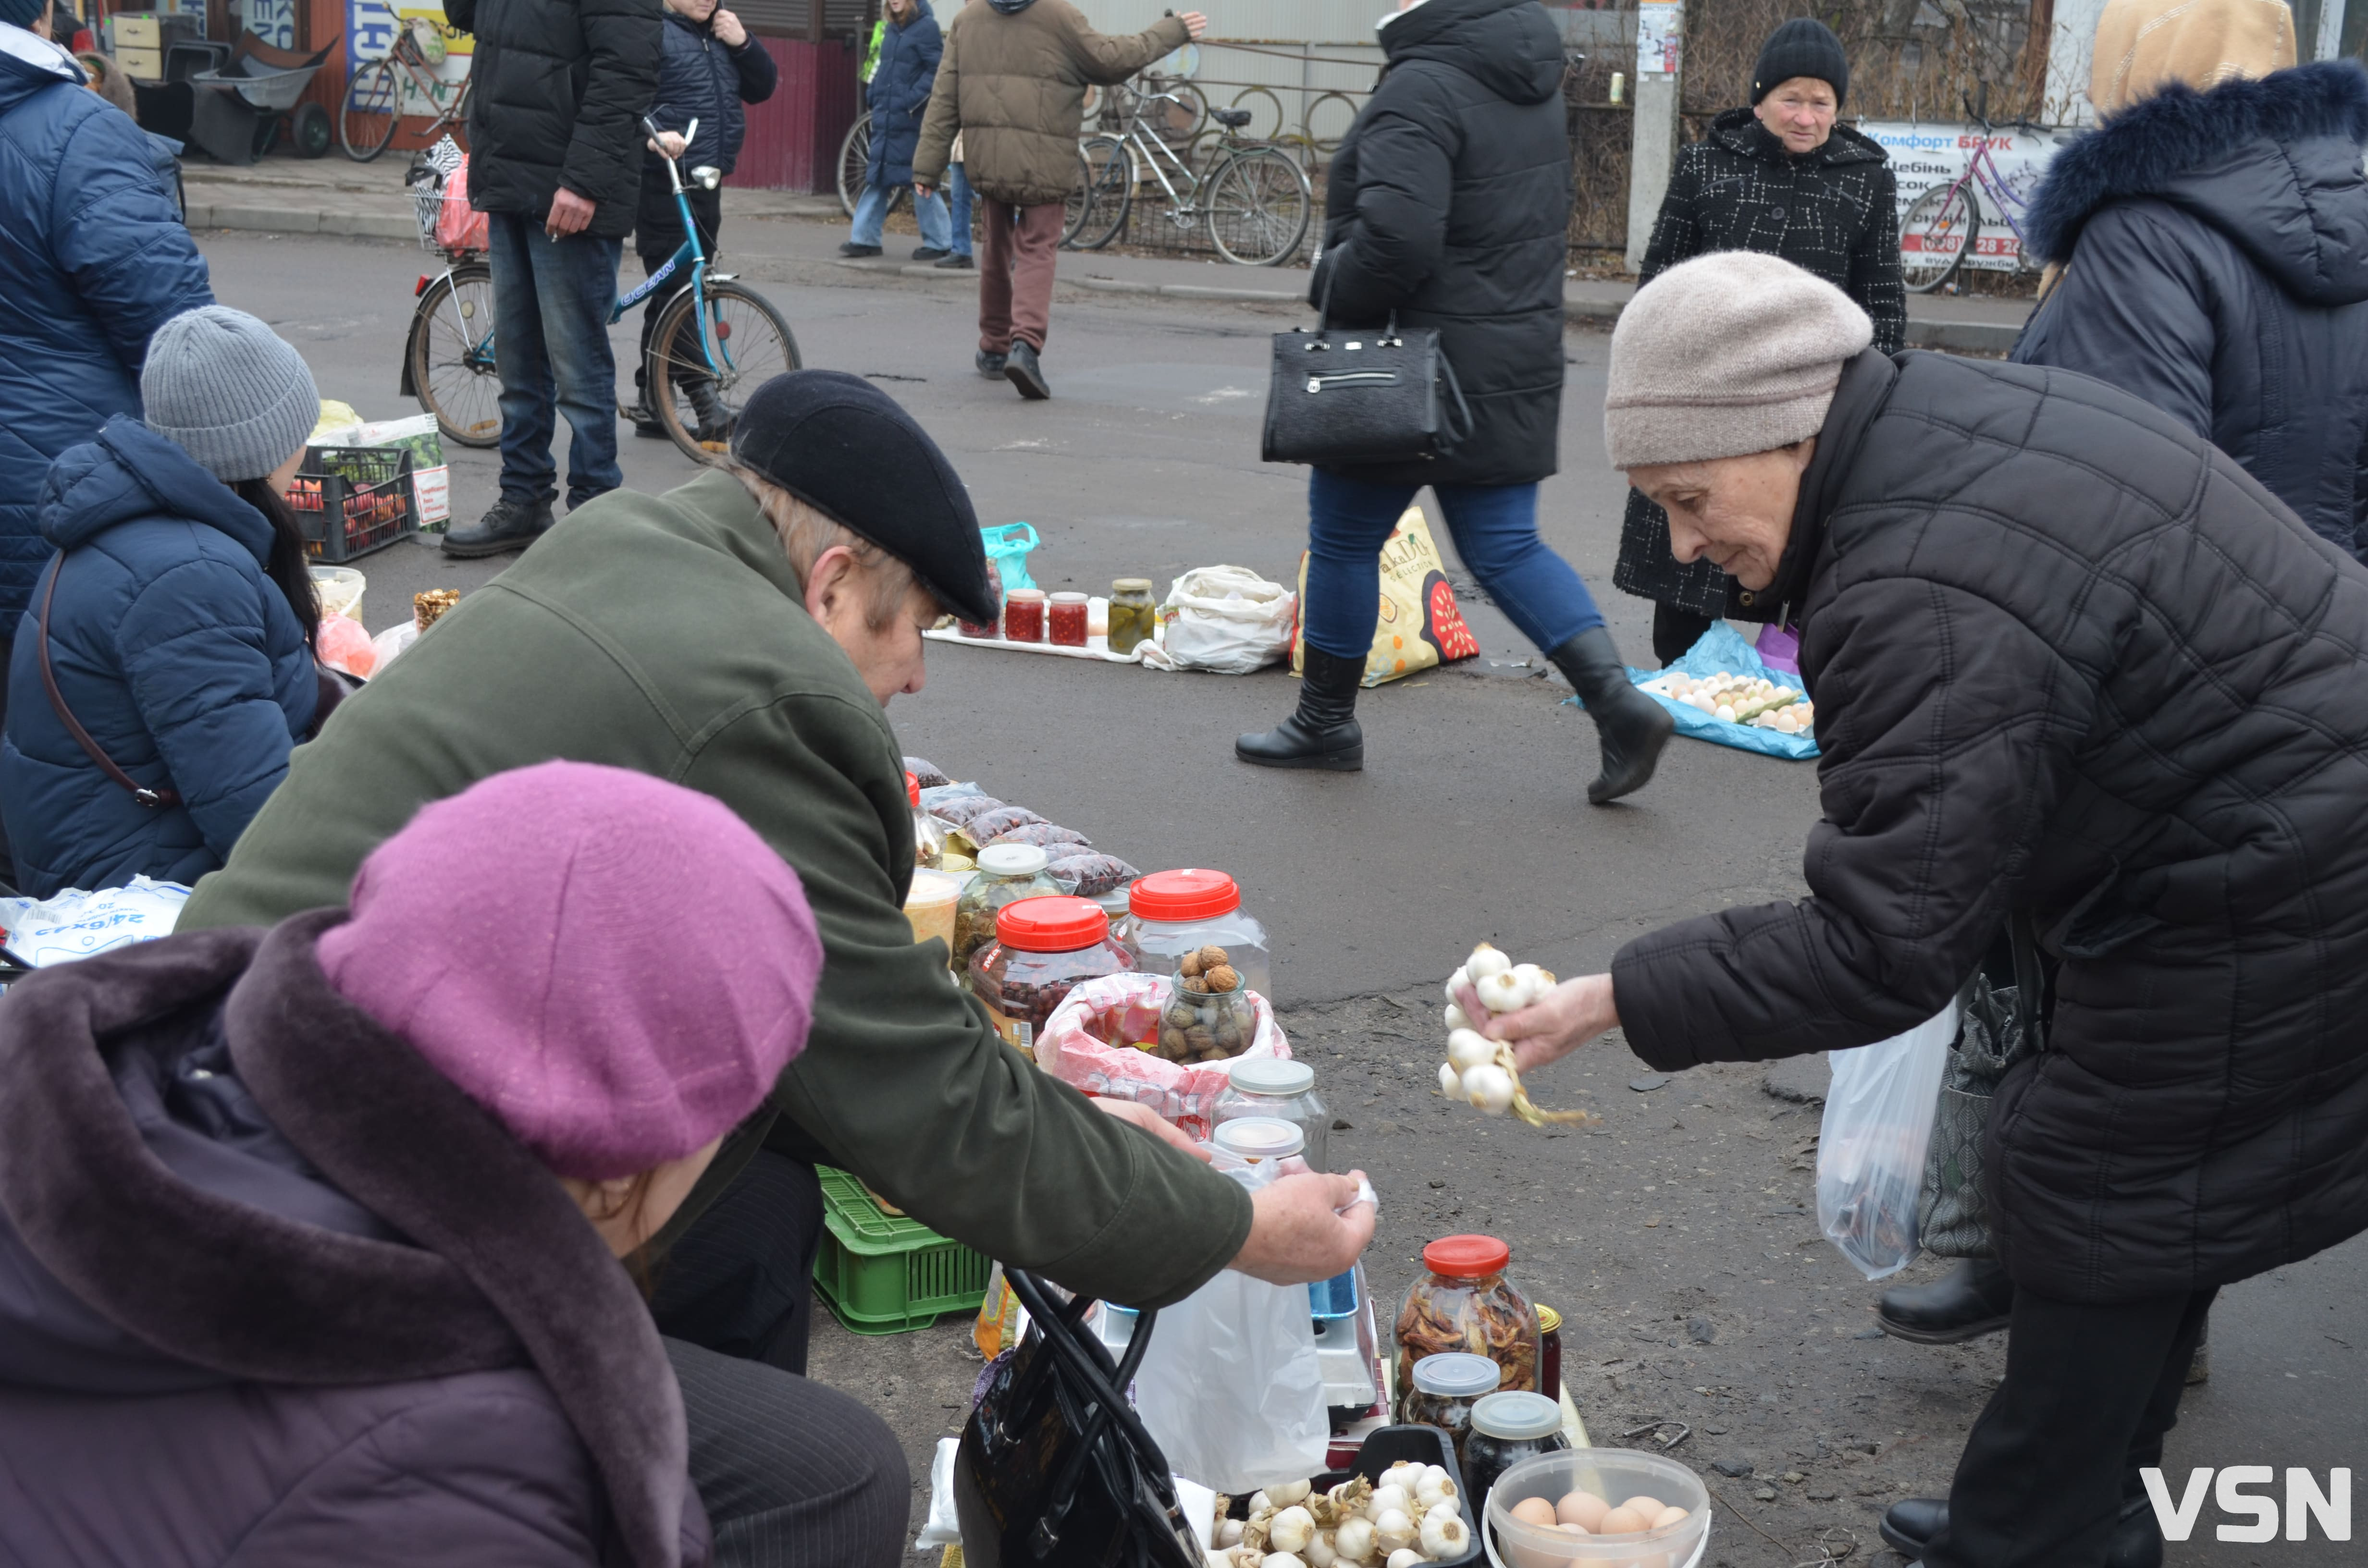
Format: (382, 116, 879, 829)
(0, 0, 51, 26)
(1751, 17, 1849, 106)
(729, 370, 996, 625)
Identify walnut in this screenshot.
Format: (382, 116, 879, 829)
(1180, 976, 1208, 994)
(1196, 944, 1230, 972)
(1204, 964, 1240, 994)
(1179, 950, 1204, 979)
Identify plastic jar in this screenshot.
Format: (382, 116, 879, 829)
(1463, 1390, 1570, 1506)
(1536, 1303, 1563, 1397)
(1212, 1057, 1328, 1173)
(1394, 1234, 1541, 1404)
(967, 895, 1134, 1051)
(1121, 869, 1274, 1002)
(1107, 578, 1156, 656)
(1401, 1351, 1502, 1461)
(1048, 591, 1089, 647)
(1210, 1115, 1302, 1164)
(904, 867, 963, 958)
(908, 772, 947, 869)
(1003, 588, 1047, 643)
(954, 844, 1061, 965)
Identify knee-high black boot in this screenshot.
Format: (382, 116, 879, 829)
(1550, 627, 1675, 804)
(1235, 645, 1365, 770)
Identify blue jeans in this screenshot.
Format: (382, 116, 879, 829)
(948, 163, 974, 257)
(487, 210, 623, 511)
(851, 178, 951, 251)
(1302, 470, 1604, 661)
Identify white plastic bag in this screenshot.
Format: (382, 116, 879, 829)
(1815, 1002, 1959, 1280)
(1140, 565, 1296, 675)
(0, 876, 192, 966)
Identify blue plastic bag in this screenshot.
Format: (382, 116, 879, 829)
(1569, 622, 1819, 760)
(980, 523, 1040, 593)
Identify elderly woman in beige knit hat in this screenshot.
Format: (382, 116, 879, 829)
(1476, 249, 2368, 1568)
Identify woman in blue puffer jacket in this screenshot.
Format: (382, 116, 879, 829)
(0, 306, 323, 897)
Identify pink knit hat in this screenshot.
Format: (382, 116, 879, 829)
(316, 761, 823, 1180)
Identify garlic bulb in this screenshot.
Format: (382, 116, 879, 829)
(1442, 967, 1469, 1002)
(1386, 1552, 1424, 1568)
(1218, 1519, 1246, 1548)
(1414, 1469, 1457, 1510)
(1443, 1002, 1472, 1031)
(1265, 1556, 1307, 1568)
(1462, 1063, 1516, 1115)
(1474, 967, 1533, 1014)
(1446, 1029, 1496, 1072)
(1270, 1507, 1315, 1555)
(1418, 1508, 1469, 1559)
(1371, 1509, 1417, 1555)
(1250, 1492, 1273, 1516)
(1434, 945, 1597, 1129)
(1366, 1484, 1410, 1521)
(1207, 1552, 1234, 1568)
(1270, 1481, 1313, 1507)
(1332, 1517, 1376, 1562)
(1436, 1061, 1461, 1096)
(1466, 943, 1512, 979)
(1302, 1529, 1337, 1568)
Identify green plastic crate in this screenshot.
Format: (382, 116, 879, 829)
(812, 1166, 993, 1335)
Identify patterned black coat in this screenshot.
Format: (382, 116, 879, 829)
(1615, 109, 1905, 618)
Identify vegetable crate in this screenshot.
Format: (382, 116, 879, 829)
(286, 446, 419, 563)
(812, 1166, 993, 1335)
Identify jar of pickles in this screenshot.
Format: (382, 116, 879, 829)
(1394, 1234, 1541, 1404)
(1401, 1351, 1501, 1461)
(967, 895, 1134, 1051)
(1120, 869, 1273, 1002)
(954, 844, 1061, 964)
(1211, 1058, 1328, 1172)
(1463, 1391, 1570, 1504)
(1107, 578, 1156, 656)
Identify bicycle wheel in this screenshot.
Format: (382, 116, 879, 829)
(648, 279, 802, 461)
(1063, 135, 1132, 250)
(408, 262, 502, 448)
(340, 57, 402, 161)
(838, 110, 872, 218)
(1205, 147, 1310, 266)
(1900, 181, 1978, 294)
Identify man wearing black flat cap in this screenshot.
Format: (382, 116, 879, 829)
(179, 371, 1377, 1533)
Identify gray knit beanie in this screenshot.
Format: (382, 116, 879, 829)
(1603, 252, 1873, 469)
(142, 306, 321, 482)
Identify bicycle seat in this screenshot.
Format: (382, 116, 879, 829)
(1211, 108, 1253, 128)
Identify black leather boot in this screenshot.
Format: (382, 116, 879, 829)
(442, 496, 554, 559)
(1236, 645, 1364, 770)
(1881, 1492, 2163, 1568)
(1548, 628, 1674, 804)
(1876, 1257, 2015, 1344)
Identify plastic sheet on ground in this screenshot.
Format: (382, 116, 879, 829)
(1570, 621, 1820, 760)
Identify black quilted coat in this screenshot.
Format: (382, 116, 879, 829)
(1615, 109, 1905, 616)
(1612, 347, 2368, 1305)
(1307, 0, 1571, 487)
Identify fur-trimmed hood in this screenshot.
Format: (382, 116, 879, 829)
(2026, 60, 2368, 304)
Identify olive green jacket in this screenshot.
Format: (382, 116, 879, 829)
(179, 469, 1253, 1307)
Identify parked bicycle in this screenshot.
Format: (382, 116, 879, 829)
(1063, 81, 1310, 266)
(341, 16, 470, 163)
(1898, 89, 2052, 294)
(402, 117, 801, 461)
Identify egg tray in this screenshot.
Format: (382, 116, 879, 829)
(1221, 1424, 1482, 1568)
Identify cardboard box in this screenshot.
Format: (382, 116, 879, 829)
(108, 13, 160, 47)
(114, 45, 163, 78)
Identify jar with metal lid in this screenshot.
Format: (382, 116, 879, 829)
(1394, 1234, 1541, 1403)
(954, 844, 1061, 964)
(907, 771, 947, 870)
(1107, 578, 1156, 656)
(1535, 1303, 1563, 1397)
(967, 895, 1134, 1052)
(1463, 1390, 1570, 1505)
(1401, 1351, 1501, 1460)
(1211, 1057, 1328, 1172)
(1209, 1115, 1303, 1166)
(1120, 868, 1273, 1002)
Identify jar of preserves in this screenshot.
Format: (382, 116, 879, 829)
(967, 895, 1134, 1051)
(1463, 1391, 1569, 1505)
(1003, 588, 1047, 643)
(1394, 1234, 1541, 1403)
(1107, 578, 1156, 656)
(954, 844, 1061, 964)
(1120, 869, 1274, 1002)
(1401, 1351, 1501, 1461)
(908, 772, 947, 869)
(1535, 1303, 1563, 1397)
(1212, 1057, 1328, 1172)
(1048, 591, 1089, 647)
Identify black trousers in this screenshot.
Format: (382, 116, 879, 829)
(650, 1149, 825, 1374)
(1652, 602, 1715, 666)
(1925, 1284, 2218, 1567)
(634, 182, 725, 401)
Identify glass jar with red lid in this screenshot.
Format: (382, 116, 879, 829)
(1118, 868, 1273, 1002)
(1394, 1233, 1541, 1404)
(967, 895, 1135, 1052)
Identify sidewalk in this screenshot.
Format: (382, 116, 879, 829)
(180, 153, 2035, 351)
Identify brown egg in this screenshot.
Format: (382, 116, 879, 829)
(1652, 1505, 1691, 1530)
(1618, 1495, 1665, 1518)
(1555, 1490, 1608, 1531)
(1510, 1497, 1558, 1529)
(1596, 1506, 1649, 1535)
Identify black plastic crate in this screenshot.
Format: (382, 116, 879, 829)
(285, 445, 419, 563)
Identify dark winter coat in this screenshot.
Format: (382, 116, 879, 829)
(1612, 347, 2368, 1305)
(646, 8, 776, 179)
(864, 0, 941, 190)
(0, 915, 710, 1566)
(1616, 108, 1905, 617)
(2011, 61, 2368, 562)
(444, 0, 662, 240)
(0, 418, 317, 899)
(1307, 0, 1571, 487)
(0, 27, 213, 629)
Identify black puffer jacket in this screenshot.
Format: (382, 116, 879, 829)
(1612, 348, 2368, 1305)
(1308, 0, 1570, 487)
(1616, 109, 1904, 617)
(2011, 61, 2368, 562)
(647, 8, 777, 178)
(445, 0, 662, 240)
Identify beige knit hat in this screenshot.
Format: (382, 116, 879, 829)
(2088, 0, 2295, 116)
(1603, 252, 1873, 469)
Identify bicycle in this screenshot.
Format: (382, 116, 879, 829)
(835, 109, 911, 220)
(1897, 89, 2052, 294)
(1064, 84, 1310, 266)
(342, 15, 470, 162)
(402, 116, 802, 462)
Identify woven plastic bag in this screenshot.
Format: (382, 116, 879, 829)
(1815, 1001, 1958, 1279)
(1036, 973, 1290, 1139)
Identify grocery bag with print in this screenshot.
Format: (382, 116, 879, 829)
(1291, 506, 1479, 688)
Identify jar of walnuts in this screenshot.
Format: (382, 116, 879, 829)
(1148, 944, 1259, 1064)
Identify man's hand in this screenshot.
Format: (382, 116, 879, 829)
(1482, 972, 1621, 1075)
(1178, 9, 1208, 37)
(545, 187, 596, 239)
(1094, 1097, 1210, 1162)
(711, 6, 746, 45)
(647, 130, 688, 158)
(913, 182, 935, 199)
(1229, 1170, 1375, 1285)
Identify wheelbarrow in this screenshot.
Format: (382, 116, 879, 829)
(186, 31, 337, 164)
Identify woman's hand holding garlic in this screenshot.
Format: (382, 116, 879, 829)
(1479, 972, 1621, 1075)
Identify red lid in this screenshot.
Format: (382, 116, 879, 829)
(906, 771, 921, 806)
(1129, 868, 1242, 922)
(1423, 1234, 1511, 1279)
(995, 895, 1110, 953)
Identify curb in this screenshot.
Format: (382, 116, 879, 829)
(184, 201, 416, 240)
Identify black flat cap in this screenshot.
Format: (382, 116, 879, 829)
(729, 370, 996, 625)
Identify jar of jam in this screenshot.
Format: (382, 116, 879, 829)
(1535, 1303, 1563, 1397)
(967, 895, 1134, 1051)
(957, 602, 1000, 639)
(1004, 588, 1047, 643)
(1401, 1351, 1500, 1463)
(1048, 591, 1089, 647)
(953, 844, 1061, 964)
(1107, 578, 1156, 656)
(1395, 1234, 1541, 1402)
(1463, 1391, 1570, 1506)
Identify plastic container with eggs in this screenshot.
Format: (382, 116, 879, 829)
(1483, 1450, 1710, 1568)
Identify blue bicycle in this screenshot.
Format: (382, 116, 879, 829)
(404, 115, 800, 460)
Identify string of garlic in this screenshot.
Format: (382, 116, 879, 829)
(1435, 944, 1596, 1128)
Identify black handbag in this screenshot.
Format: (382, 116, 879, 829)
(1261, 271, 1472, 466)
(953, 1270, 1203, 1568)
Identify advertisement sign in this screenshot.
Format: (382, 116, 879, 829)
(1858, 120, 2069, 271)
(1635, 1, 1680, 76)
(245, 0, 297, 49)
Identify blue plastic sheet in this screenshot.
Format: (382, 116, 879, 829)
(1566, 622, 1819, 761)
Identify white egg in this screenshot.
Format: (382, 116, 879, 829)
(1465, 944, 1512, 980)
(1714, 704, 1737, 723)
(1463, 1063, 1517, 1115)
(1447, 1029, 1497, 1071)
(1438, 1061, 1463, 1096)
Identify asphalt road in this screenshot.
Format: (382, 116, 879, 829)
(201, 227, 2364, 1566)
